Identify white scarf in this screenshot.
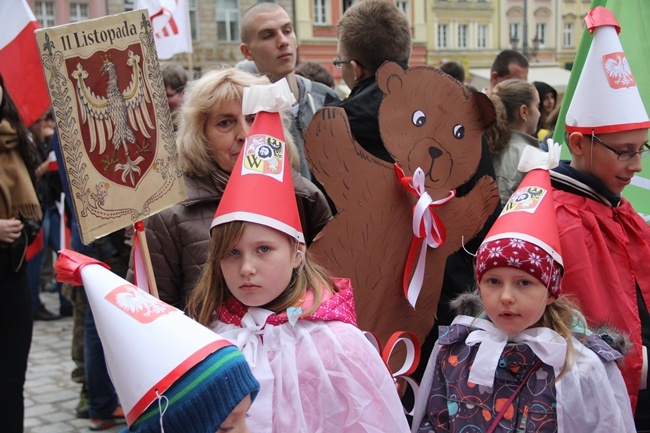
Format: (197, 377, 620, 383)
(452, 315, 567, 389)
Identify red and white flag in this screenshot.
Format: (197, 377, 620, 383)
(0, 0, 50, 126)
(135, 0, 193, 59)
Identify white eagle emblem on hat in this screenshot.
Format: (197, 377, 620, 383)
(603, 52, 636, 89)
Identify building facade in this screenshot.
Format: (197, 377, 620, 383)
(28, 0, 591, 81)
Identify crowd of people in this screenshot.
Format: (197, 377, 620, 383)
(2, 1, 649, 432)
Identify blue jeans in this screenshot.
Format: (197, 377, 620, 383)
(71, 220, 119, 419)
(84, 305, 119, 419)
(26, 204, 72, 312)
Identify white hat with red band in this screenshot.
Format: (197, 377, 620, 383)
(565, 6, 650, 135)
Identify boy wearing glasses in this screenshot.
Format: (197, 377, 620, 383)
(550, 7, 650, 431)
(326, 0, 411, 162)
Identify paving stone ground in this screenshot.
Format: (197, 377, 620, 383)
(24, 291, 123, 433)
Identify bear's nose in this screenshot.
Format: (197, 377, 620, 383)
(428, 146, 443, 160)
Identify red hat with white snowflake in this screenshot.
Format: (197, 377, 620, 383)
(476, 145, 564, 295)
(565, 6, 650, 134)
(211, 79, 304, 243)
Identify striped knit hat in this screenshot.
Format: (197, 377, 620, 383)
(54, 249, 259, 432)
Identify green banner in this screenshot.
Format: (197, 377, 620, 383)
(553, 0, 650, 221)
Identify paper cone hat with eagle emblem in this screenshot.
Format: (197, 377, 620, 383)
(54, 250, 259, 431)
(565, 6, 650, 134)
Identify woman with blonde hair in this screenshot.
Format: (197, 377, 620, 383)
(185, 79, 409, 430)
(142, 67, 331, 309)
(485, 78, 541, 204)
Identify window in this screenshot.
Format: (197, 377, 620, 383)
(217, 0, 239, 42)
(124, 0, 134, 12)
(477, 24, 487, 49)
(536, 23, 546, 47)
(314, 0, 327, 24)
(438, 24, 448, 49)
(69, 3, 89, 23)
(34, 1, 56, 28)
(396, 1, 408, 15)
(509, 22, 520, 48)
(343, 0, 354, 12)
(458, 24, 468, 48)
(189, 0, 198, 41)
(563, 22, 573, 48)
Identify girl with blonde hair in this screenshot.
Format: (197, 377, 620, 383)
(141, 67, 331, 309)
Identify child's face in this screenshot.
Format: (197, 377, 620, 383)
(220, 223, 301, 308)
(570, 129, 648, 194)
(479, 267, 555, 336)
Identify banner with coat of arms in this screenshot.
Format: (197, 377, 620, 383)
(35, 10, 186, 245)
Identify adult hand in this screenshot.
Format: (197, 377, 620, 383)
(0, 218, 24, 244)
(35, 160, 49, 178)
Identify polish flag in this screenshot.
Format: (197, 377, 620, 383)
(135, 0, 193, 60)
(0, 0, 50, 127)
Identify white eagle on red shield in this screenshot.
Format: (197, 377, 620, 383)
(70, 47, 155, 187)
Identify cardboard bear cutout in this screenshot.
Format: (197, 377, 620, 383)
(305, 62, 498, 353)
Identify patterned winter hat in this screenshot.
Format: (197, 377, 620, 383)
(476, 145, 563, 294)
(565, 6, 650, 134)
(211, 79, 304, 242)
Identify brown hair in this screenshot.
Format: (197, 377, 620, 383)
(185, 221, 336, 326)
(538, 295, 585, 382)
(337, 0, 412, 75)
(296, 61, 335, 89)
(485, 79, 537, 155)
(240, 2, 286, 44)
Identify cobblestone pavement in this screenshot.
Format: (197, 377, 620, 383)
(24, 291, 123, 433)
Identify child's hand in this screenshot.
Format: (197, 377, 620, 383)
(0, 218, 24, 244)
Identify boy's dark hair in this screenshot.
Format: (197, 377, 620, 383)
(439, 61, 465, 83)
(337, 0, 412, 75)
(161, 64, 189, 93)
(296, 61, 335, 89)
(490, 49, 529, 77)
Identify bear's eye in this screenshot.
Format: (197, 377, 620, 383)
(453, 124, 465, 139)
(412, 110, 426, 127)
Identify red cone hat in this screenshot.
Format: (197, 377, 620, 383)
(482, 168, 562, 268)
(477, 145, 564, 294)
(211, 79, 304, 243)
(566, 6, 650, 134)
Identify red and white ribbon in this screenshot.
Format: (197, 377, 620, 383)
(396, 164, 455, 308)
(364, 330, 421, 415)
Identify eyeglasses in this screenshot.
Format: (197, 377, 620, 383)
(591, 133, 650, 161)
(332, 58, 352, 69)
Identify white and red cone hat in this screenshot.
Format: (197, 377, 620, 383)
(211, 79, 304, 242)
(54, 250, 258, 430)
(565, 6, 650, 134)
(476, 144, 564, 294)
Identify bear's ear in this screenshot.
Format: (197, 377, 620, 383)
(376, 61, 405, 96)
(470, 91, 497, 131)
